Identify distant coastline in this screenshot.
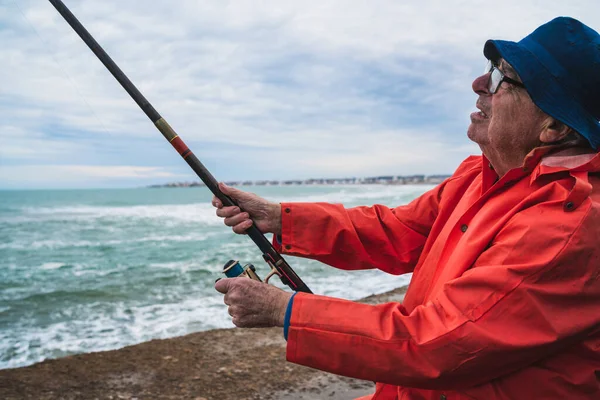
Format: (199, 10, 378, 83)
(148, 174, 450, 188)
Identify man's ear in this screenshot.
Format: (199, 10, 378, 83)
(539, 117, 571, 143)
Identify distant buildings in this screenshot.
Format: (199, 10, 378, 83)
(148, 174, 450, 188)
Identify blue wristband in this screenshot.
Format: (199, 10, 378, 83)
(283, 292, 297, 341)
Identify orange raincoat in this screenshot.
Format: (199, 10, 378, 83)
(276, 148, 600, 399)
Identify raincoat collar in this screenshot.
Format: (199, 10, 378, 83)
(481, 145, 600, 193)
(480, 145, 600, 211)
(483, 145, 600, 177)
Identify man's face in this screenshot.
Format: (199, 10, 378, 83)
(467, 59, 547, 175)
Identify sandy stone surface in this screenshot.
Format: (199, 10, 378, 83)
(0, 287, 406, 400)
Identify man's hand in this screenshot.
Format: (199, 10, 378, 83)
(212, 183, 282, 235)
(215, 278, 292, 328)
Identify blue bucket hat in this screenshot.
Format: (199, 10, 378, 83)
(484, 17, 600, 149)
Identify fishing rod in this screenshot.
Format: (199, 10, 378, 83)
(48, 0, 312, 293)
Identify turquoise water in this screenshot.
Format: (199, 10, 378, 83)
(0, 185, 432, 369)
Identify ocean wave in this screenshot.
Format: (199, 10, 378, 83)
(146, 260, 213, 273)
(1, 203, 224, 226)
(20, 289, 111, 304)
(0, 232, 221, 250)
(0, 268, 411, 370)
(0, 294, 232, 370)
(0, 185, 421, 371)
(273, 184, 434, 205)
(310, 270, 412, 300)
(39, 262, 70, 270)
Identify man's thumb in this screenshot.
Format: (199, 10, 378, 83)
(219, 182, 238, 197)
(215, 277, 232, 294)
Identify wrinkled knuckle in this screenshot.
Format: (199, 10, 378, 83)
(229, 292, 242, 303)
(226, 207, 237, 215)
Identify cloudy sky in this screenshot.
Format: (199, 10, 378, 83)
(1, 0, 599, 189)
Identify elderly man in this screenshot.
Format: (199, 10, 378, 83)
(213, 17, 600, 399)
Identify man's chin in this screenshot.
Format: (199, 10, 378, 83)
(466, 125, 478, 142)
(467, 124, 488, 145)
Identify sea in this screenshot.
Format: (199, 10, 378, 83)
(0, 184, 433, 370)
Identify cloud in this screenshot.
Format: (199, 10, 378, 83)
(1, 0, 599, 188)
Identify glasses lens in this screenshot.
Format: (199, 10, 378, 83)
(489, 67, 503, 94)
(484, 60, 493, 74)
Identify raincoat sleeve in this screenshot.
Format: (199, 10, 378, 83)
(285, 202, 600, 389)
(272, 157, 479, 274)
(273, 186, 444, 275)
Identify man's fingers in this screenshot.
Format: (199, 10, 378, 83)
(211, 196, 222, 209)
(224, 212, 250, 227)
(215, 278, 288, 328)
(216, 206, 241, 218)
(232, 220, 253, 234)
(214, 182, 243, 209)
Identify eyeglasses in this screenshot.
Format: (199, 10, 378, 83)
(485, 60, 525, 94)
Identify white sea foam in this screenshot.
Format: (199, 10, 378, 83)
(0, 267, 410, 370)
(0, 265, 411, 370)
(147, 260, 209, 272)
(310, 269, 412, 300)
(274, 184, 434, 205)
(0, 232, 220, 250)
(0, 293, 233, 370)
(2, 203, 223, 226)
(2, 185, 434, 226)
(39, 262, 66, 270)
(71, 265, 124, 277)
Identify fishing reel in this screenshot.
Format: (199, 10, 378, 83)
(222, 260, 263, 282)
(222, 257, 293, 287)
(222, 258, 288, 285)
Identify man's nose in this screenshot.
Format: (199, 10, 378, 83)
(472, 73, 490, 96)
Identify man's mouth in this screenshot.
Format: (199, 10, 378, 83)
(476, 103, 489, 118)
(470, 103, 490, 123)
